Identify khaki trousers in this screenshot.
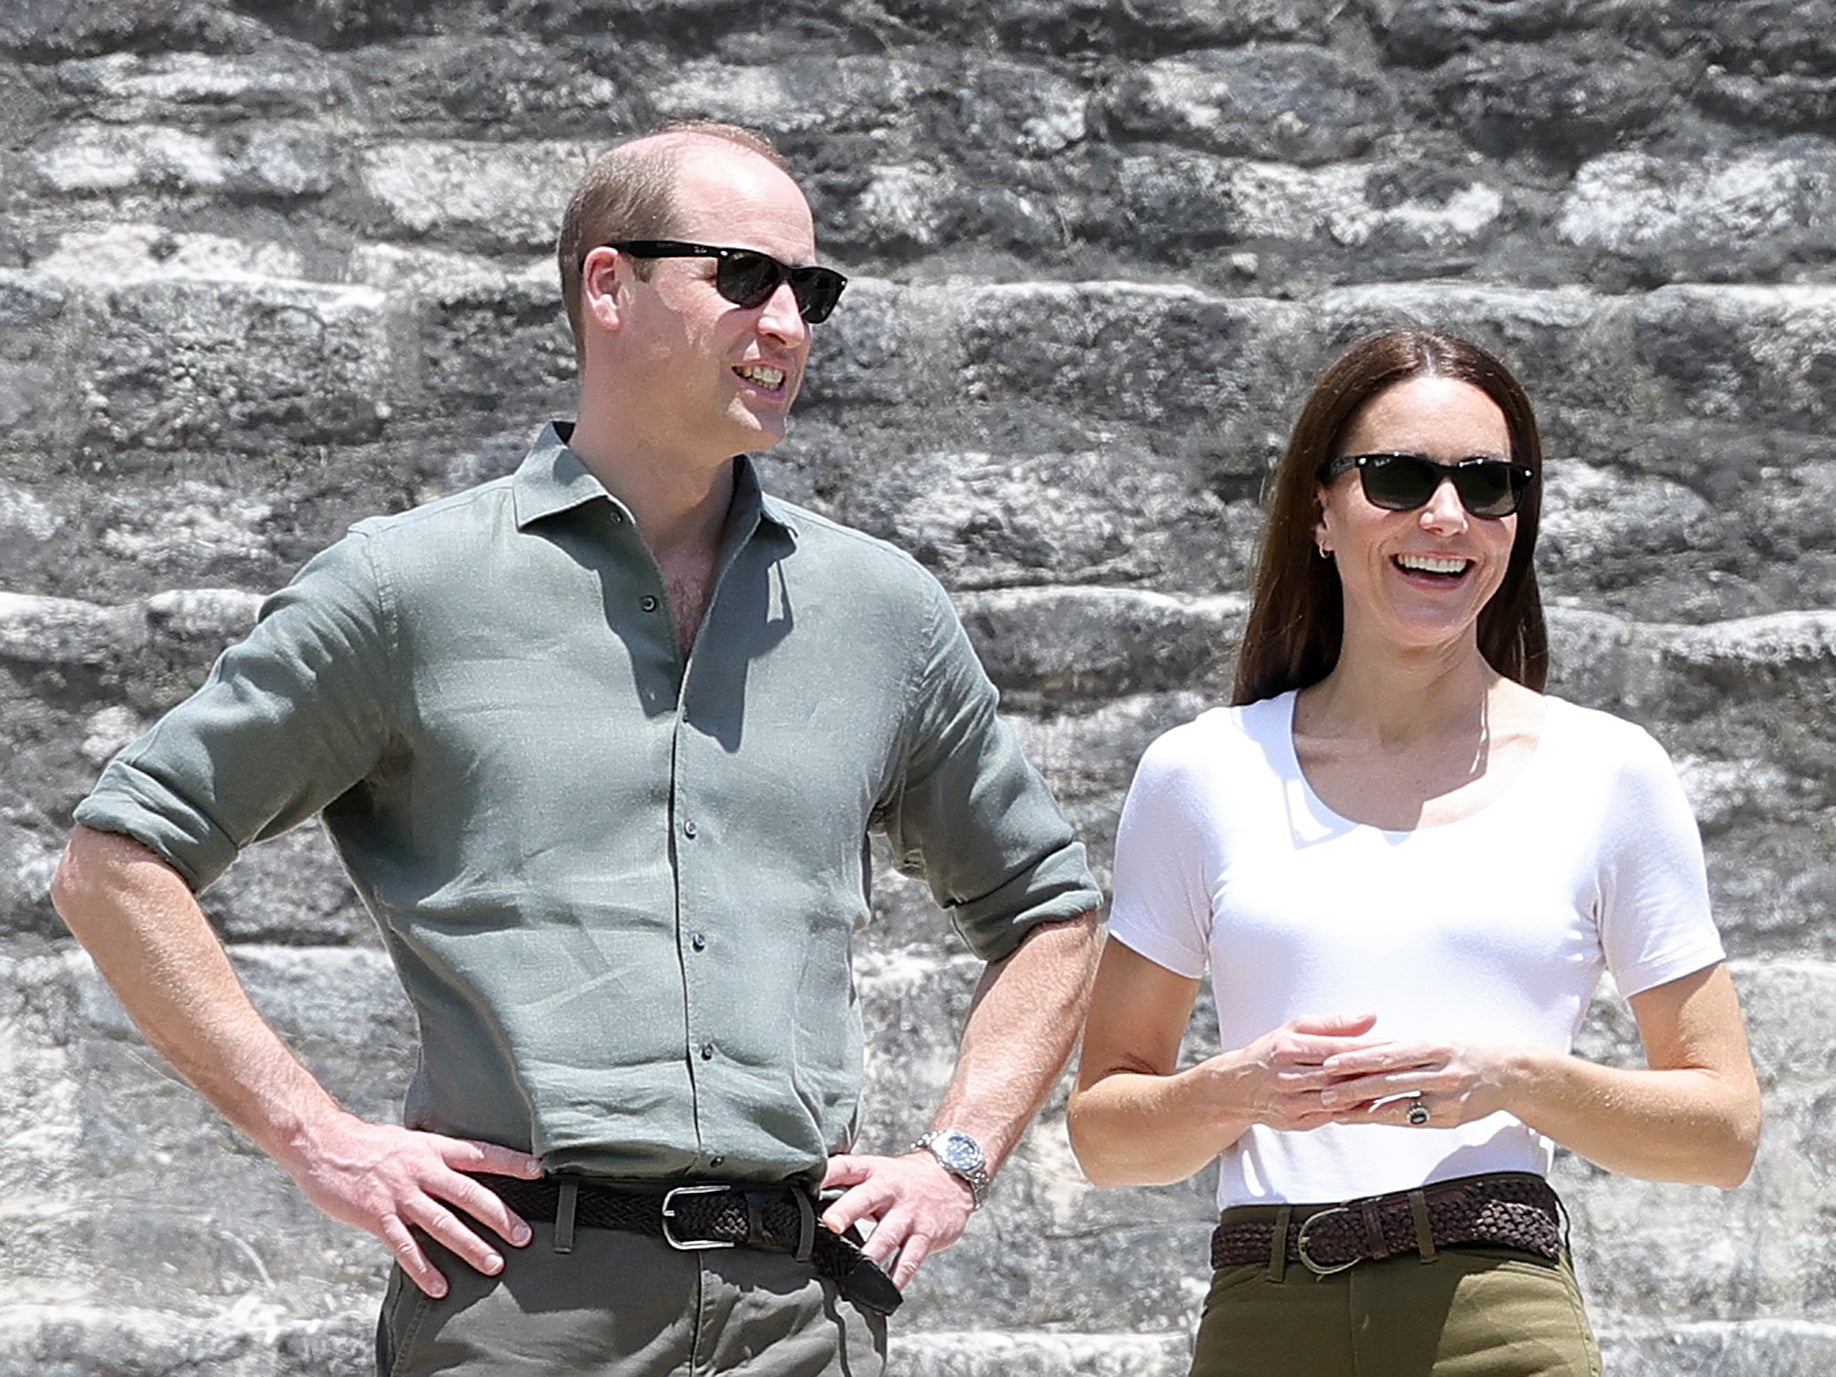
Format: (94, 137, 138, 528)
(376, 1221, 887, 1377)
(1191, 1209, 1600, 1377)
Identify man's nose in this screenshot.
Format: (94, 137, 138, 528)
(756, 279, 809, 346)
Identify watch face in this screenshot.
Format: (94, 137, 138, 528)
(935, 1131, 984, 1173)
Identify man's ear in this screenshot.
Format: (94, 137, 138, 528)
(581, 246, 625, 333)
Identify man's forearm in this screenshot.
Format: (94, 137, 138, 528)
(51, 824, 347, 1159)
(928, 912, 1103, 1172)
(52, 824, 542, 1298)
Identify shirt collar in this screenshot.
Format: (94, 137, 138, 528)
(511, 421, 797, 539)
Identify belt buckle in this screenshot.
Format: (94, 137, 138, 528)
(1295, 1205, 1359, 1276)
(661, 1184, 736, 1251)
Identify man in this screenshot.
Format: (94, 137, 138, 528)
(51, 122, 1101, 1374)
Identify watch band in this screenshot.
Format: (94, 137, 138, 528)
(911, 1128, 991, 1209)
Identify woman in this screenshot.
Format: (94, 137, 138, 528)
(1067, 330, 1761, 1376)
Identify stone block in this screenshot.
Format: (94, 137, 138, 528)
(0, 271, 76, 453)
(957, 282, 1283, 435)
(1374, 0, 1577, 66)
(1697, 69, 1836, 136)
(1558, 144, 1836, 280)
(1633, 285, 1836, 432)
(822, 444, 1239, 593)
(1431, 37, 1680, 164)
(1307, 281, 1604, 402)
(1007, 690, 1215, 814)
(359, 139, 597, 252)
(653, 54, 945, 142)
(0, 592, 147, 668)
(82, 278, 392, 453)
(956, 586, 1243, 705)
(0, 0, 240, 61)
(1096, 46, 1398, 166)
(32, 122, 345, 199)
(0, 1306, 372, 1377)
(799, 278, 912, 410)
(407, 264, 576, 416)
(1599, 1322, 1836, 1377)
(199, 826, 380, 948)
(343, 34, 629, 137)
(31, 224, 310, 285)
(0, 481, 62, 584)
(1623, 0, 1836, 76)
(897, 0, 1342, 51)
(51, 50, 341, 124)
(899, 1330, 1191, 1377)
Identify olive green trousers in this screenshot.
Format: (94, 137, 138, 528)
(376, 1221, 887, 1377)
(1190, 1210, 1600, 1377)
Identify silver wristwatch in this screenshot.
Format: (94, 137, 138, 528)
(911, 1128, 991, 1209)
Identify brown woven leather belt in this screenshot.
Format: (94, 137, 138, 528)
(1210, 1171, 1564, 1276)
(475, 1175, 903, 1315)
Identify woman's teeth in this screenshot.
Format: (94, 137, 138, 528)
(1395, 554, 1470, 575)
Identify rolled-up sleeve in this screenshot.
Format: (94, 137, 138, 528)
(879, 577, 1099, 962)
(74, 530, 399, 892)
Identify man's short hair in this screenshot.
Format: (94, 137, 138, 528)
(557, 121, 791, 360)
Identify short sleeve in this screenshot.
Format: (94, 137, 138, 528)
(73, 530, 400, 892)
(1106, 726, 1215, 981)
(876, 577, 1100, 962)
(1596, 726, 1727, 996)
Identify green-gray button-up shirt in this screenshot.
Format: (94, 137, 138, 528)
(76, 423, 1099, 1183)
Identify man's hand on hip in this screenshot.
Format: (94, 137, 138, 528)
(818, 1151, 976, 1289)
(285, 1110, 543, 1298)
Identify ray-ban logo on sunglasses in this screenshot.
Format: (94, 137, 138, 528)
(602, 240, 848, 323)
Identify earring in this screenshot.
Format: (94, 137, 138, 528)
(1316, 542, 1332, 560)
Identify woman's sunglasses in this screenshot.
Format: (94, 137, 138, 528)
(1323, 452, 1536, 519)
(601, 240, 848, 323)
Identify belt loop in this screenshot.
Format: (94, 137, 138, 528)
(553, 1178, 578, 1254)
(745, 1191, 766, 1247)
(1407, 1189, 1436, 1263)
(1266, 1206, 1292, 1283)
(794, 1190, 817, 1263)
(1359, 1199, 1386, 1258)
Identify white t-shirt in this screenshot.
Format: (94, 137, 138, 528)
(1107, 690, 1726, 1210)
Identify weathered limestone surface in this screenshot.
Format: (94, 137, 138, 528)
(2, 1, 1833, 1372)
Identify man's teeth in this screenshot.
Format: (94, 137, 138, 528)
(737, 365, 785, 388)
(1396, 554, 1469, 575)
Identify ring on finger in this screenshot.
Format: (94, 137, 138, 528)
(1406, 1095, 1431, 1127)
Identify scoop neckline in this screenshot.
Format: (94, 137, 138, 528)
(1275, 688, 1555, 838)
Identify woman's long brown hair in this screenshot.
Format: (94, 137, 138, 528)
(1231, 330, 1548, 706)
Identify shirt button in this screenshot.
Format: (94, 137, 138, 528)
(709, 1156, 725, 1169)
(640, 594, 659, 613)
(691, 933, 707, 952)
(682, 820, 698, 839)
(700, 1042, 715, 1060)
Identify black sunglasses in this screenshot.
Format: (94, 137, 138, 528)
(1323, 452, 1536, 519)
(602, 239, 848, 323)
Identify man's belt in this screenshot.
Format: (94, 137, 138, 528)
(478, 1175, 903, 1315)
(1210, 1171, 1564, 1276)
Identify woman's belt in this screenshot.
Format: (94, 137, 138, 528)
(1210, 1170, 1564, 1276)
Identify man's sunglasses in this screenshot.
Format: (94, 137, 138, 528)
(602, 240, 848, 323)
(1323, 452, 1536, 519)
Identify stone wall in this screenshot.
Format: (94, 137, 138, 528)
(2, 2, 1833, 1372)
